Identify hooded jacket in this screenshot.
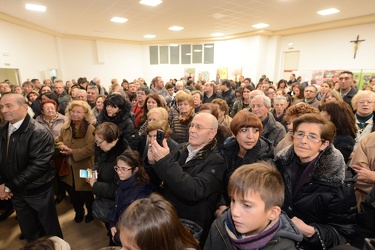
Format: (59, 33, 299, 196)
(204, 209, 303, 250)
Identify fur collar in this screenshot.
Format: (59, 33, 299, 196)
(276, 144, 345, 183)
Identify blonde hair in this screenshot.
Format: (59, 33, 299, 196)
(65, 100, 93, 122)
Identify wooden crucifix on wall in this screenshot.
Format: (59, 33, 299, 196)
(350, 35, 365, 59)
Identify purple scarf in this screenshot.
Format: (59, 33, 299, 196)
(225, 210, 280, 250)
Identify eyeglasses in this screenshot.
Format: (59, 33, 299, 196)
(358, 100, 374, 104)
(189, 123, 214, 131)
(43, 107, 55, 111)
(268, 91, 276, 95)
(114, 166, 132, 172)
(95, 140, 105, 146)
(70, 110, 85, 115)
(293, 131, 323, 143)
(136, 92, 146, 96)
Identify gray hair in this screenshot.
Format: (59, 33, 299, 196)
(274, 95, 287, 104)
(76, 89, 87, 96)
(252, 95, 272, 108)
(87, 85, 99, 93)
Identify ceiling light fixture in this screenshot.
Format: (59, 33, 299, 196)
(252, 23, 269, 29)
(139, 0, 163, 7)
(110, 17, 128, 23)
(204, 45, 214, 48)
(193, 49, 202, 52)
(25, 3, 46, 12)
(317, 8, 340, 16)
(170, 44, 179, 47)
(169, 26, 184, 31)
(144, 34, 156, 38)
(211, 33, 224, 37)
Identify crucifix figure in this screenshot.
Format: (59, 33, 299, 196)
(350, 35, 365, 59)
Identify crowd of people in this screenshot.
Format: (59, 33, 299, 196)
(0, 72, 375, 250)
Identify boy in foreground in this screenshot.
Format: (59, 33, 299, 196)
(204, 162, 302, 250)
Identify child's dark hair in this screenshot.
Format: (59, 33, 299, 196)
(117, 150, 149, 185)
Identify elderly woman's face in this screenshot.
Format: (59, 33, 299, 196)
(293, 122, 327, 163)
(42, 103, 57, 118)
(236, 127, 260, 151)
(356, 94, 375, 117)
(70, 105, 86, 122)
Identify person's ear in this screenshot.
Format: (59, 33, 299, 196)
(268, 206, 281, 221)
(320, 140, 329, 151)
(133, 167, 139, 174)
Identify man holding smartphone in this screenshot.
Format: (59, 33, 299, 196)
(147, 113, 225, 246)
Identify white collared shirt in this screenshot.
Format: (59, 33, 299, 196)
(185, 144, 204, 163)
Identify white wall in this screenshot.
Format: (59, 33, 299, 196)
(279, 23, 375, 73)
(59, 39, 144, 87)
(1, 19, 375, 89)
(0, 20, 59, 81)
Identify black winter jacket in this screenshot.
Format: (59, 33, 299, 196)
(0, 114, 55, 193)
(220, 136, 274, 205)
(274, 144, 357, 250)
(146, 139, 226, 237)
(92, 134, 129, 200)
(96, 100, 139, 150)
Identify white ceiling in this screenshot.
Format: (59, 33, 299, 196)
(1, 0, 375, 43)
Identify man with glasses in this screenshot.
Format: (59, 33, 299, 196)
(337, 71, 358, 109)
(303, 85, 320, 109)
(146, 113, 226, 246)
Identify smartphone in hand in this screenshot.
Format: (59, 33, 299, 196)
(156, 129, 164, 146)
(79, 169, 97, 179)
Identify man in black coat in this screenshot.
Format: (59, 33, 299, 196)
(146, 113, 226, 245)
(0, 93, 62, 242)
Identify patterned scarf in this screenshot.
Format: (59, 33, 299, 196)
(225, 210, 280, 250)
(70, 120, 89, 139)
